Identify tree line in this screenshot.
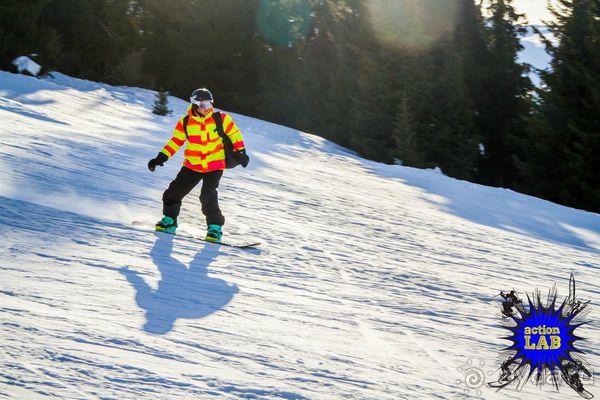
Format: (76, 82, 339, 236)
(1, 0, 598, 212)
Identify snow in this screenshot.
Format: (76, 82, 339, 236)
(12, 56, 42, 77)
(519, 26, 554, 87)
(512, 0, 557, 26)
(0, 70, 598, 399)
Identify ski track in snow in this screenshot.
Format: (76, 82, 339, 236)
(0, 71, 598, 399)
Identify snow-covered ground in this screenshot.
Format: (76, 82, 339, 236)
(519, 25, 554, 87)
(518, 26, 554, 87)
(0, 71, 598, 399)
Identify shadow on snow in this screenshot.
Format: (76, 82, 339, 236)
(365, 163, 600, 253)
(120, 233, 239, 334)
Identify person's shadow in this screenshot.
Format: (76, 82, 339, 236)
(120, 233, 239, 334)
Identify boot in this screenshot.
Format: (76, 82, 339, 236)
(155, 216, 177, 233)
(205, 224, 223, 242)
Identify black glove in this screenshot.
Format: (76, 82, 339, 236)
(236, 149, 250, 168)
(148, 152, 168, 172)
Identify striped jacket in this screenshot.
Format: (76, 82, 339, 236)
(160, 106, 245, 172)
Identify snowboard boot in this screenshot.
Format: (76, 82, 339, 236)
(205, 224, 223, 242)
(155, 216, 177, 234)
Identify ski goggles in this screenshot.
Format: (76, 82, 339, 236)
(190, 99, 213, 109)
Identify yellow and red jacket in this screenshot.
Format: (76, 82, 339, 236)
(160, 106, 245, 172)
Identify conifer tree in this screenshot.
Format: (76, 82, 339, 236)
(521, 0, 600, 211)
(38, 0, 141, 83)
(320, 0, 370, 147)
(152, 90, 171, 116)
(346, 52, 401, 164)
(418, 42, 479, 179)
(453, 0, 492, 149)
(0, 0, 55, 70)
(477, 0, 533, 187)
(392, 93, 423, 166)
(138, 0, 187, 91)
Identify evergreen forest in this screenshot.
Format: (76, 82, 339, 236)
(1, 0, 598, 212)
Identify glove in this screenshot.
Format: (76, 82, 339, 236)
(148, 152, 168, 172)
(236, 149, 250, 168)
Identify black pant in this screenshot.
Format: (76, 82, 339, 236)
(162, 167, 225, 227)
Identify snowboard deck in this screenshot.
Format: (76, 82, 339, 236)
(131, 221, 261, 249)
(488, 374, 593, 399)
(488, 379, 515, 389)
(561, 373, 594, 399)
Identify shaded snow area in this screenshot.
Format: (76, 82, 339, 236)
(0, 71, 598, 399)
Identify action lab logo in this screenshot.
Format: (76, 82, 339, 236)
(489, 273, 594, 399)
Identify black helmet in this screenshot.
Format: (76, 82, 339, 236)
(190, 88, 213, 105)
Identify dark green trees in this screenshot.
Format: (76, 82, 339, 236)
(477, 0, 533, 188)
(520, 0, 600, 210)
(1, 0, 597, 212)
(0, 0, 55, 72)
(39, 0, 141, 83)
(420, 42, 479, 179)
(392, 93, 422, 166)
(152, 90, 171, 116)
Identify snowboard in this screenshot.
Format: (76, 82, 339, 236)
(561, 373, 594, 399)
(488, 379, 515, 389)
(131, 221, 261, 249)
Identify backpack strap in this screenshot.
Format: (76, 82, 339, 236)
(212, 111, 240, 169)
(183, 112, 237, 168)
(211, 111, 233, 147)
(182, 115, 190, 138)
(184, 112, 231, 145)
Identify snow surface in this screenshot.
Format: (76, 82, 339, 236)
(518, 26, 554, 87)
(0, 71, 598, 399)
(11, 56, 42, 77)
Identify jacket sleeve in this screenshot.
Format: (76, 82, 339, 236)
(221, 113, 245, 151)
(160, 117, 187, 158)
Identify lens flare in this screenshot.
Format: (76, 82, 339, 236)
(256, 0, 312, 48)
(364, 0, 459, 51)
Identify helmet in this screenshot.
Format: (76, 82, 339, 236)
(190, 88, 213, 105)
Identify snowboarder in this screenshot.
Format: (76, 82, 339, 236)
(562, 359, 592, 394)
(500, 290, 523, 318)
(147, 88, 249, 242)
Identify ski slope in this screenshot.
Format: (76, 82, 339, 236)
(518, 26, 554, 87)
(0, 71, 598, 400)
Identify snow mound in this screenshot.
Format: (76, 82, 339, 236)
(12, 56, 42, 77)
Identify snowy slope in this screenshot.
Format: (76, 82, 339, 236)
(0, 71, 598, 400)
(519, 26, 554, 87)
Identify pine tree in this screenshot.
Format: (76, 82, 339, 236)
(521, 0, 600, 211)
(417, 42, 479, 179)
(0, 0, 54, 70)
(37, 0, 141, 83)
(477, 0, 533, 187)
(179, 0, 261, 113)
(152, 90, 171, 116)
(453, 0, 493, 152)
(392, 93, 423, 166)
(320, 0, 370, 148)
(138, 0, 187, 91)
(347, 52, 401, 164)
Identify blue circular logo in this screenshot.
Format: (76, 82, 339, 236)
(491, 276, 592, 397)
(504, 295, 584, 377)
